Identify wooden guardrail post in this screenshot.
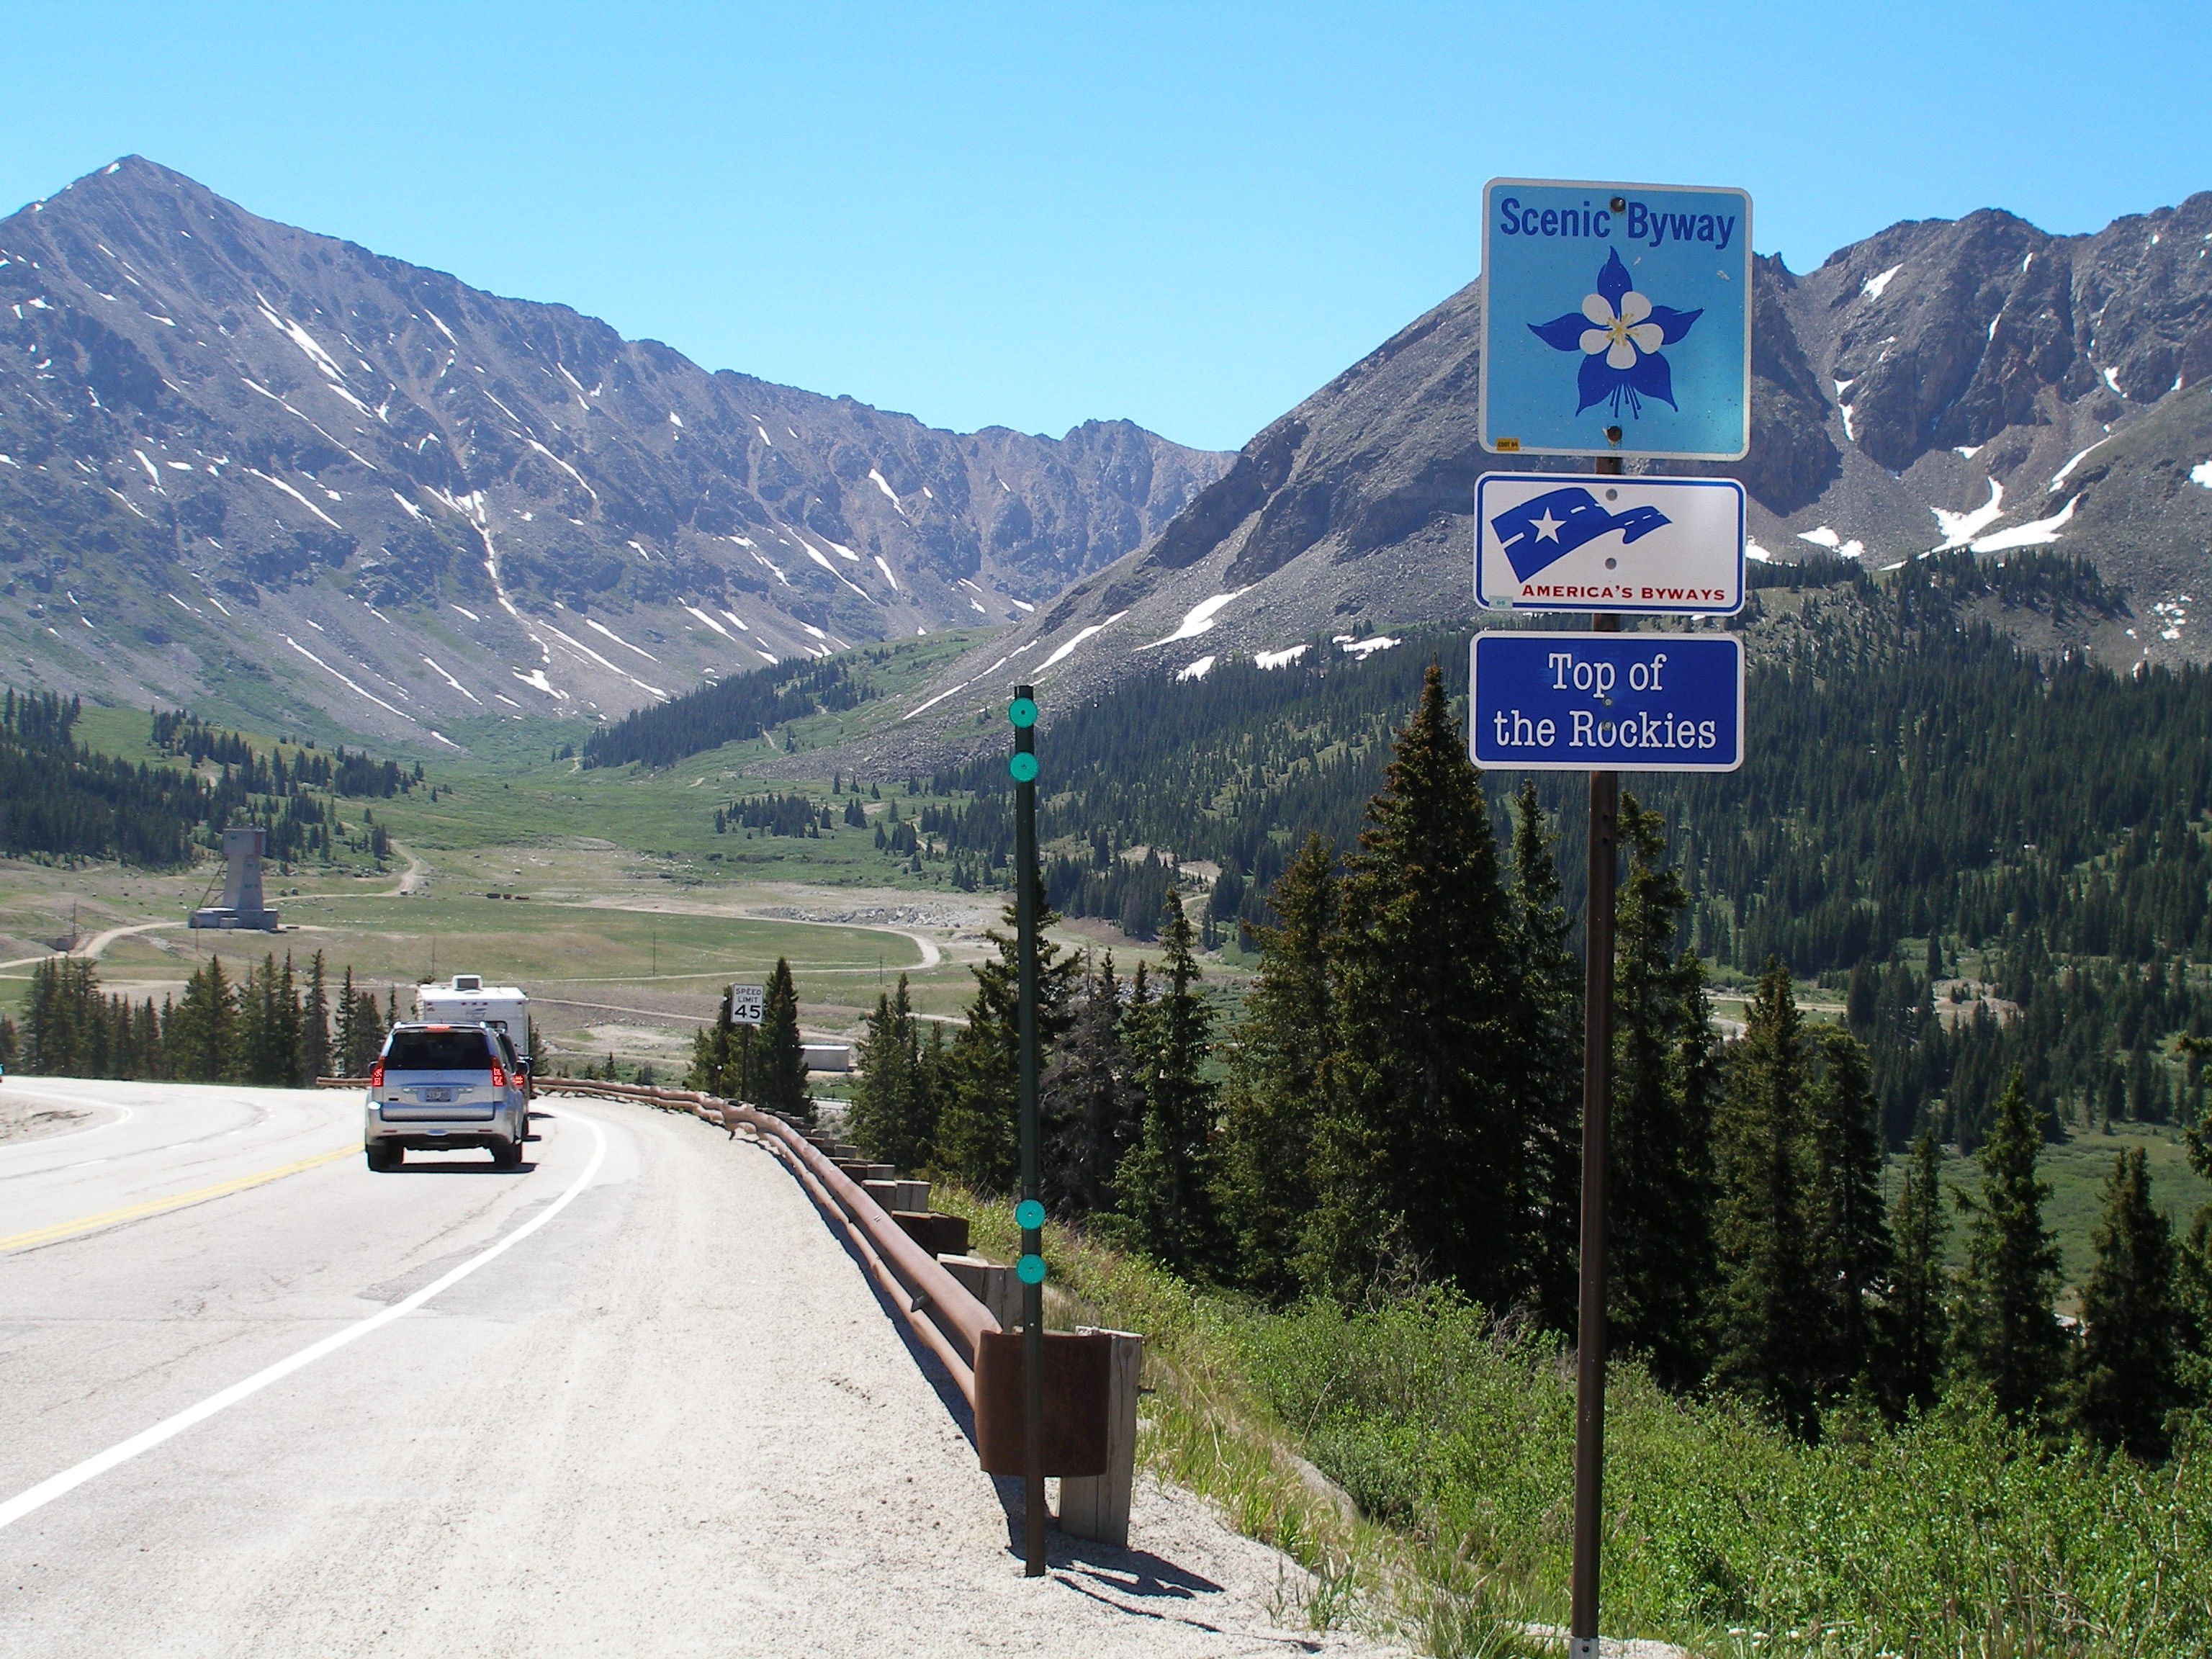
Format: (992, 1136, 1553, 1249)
(1057, 1330, 1141, 1547)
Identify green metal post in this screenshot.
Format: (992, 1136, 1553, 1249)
(1010, 684, 1045, 1576)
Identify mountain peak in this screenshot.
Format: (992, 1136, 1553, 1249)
(0, 161, 1231, 745)
(883, 189, 2212, 750)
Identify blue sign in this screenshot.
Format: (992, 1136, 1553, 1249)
(1470, 632, 1744, 772)
(1481, 179, 1752, 461)
(1476, 473, 1745, 614)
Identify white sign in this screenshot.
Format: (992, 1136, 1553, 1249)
(728, 984, 766, 1025)
(1475, 472, 1745, 615)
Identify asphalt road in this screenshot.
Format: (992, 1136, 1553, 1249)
(0, 1079, 1380, 1658)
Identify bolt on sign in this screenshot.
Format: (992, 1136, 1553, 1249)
(1480, 179, 1753, 460)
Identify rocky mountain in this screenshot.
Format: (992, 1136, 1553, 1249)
(883, 192, 2212, 756)
(0, 158, 1228, 745)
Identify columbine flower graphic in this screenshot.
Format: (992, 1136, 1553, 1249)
(1528, 248, 1702, 418)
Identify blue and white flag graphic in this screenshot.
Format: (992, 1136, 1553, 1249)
(1488, 485, 1671, 581)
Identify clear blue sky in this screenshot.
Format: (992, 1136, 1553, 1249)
(4, 2, 2207, 453)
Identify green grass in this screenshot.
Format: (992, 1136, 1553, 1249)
(1897, 1125, 2212, 1303)
(930, 1185, 2212, 1658)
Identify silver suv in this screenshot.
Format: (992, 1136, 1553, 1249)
(365, 1022, 530, 1170)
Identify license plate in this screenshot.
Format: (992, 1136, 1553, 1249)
(421, 1087, 454, 1103)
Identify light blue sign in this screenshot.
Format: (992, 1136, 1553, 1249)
(1470, 632, 1744, 772)
(1481, 179, 1752, 461)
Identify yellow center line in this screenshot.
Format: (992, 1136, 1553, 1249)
(0, 1145, 357, 1254)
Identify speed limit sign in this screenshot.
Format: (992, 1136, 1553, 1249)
(728, 984, 766, 1025)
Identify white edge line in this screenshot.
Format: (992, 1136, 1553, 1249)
(0, 1107, 608, 1532)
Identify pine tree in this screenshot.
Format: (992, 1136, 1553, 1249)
(1042, 952, 1130, 1215)
(349, 985, 388, 1075)
(1712, 960, 1821, 1431)
(1301, 662, 1532, 1306)
(1216, 835, 1338, 1303)
(1808, 1025, 1892, 1398)
(1951, 1070, 2065, 1424)
(1881, 1116, 1950, 1416)
(850, 975, 936, 1172)
(169, 956, 237, 1082)
(1509, 785, 1585, 1334)
(2072, 1146, 2180, 1458)
(688, 987, 739, 1097)
(300, 951, 331, 1083)
(336, 966, 358, 1075)
(1115, 891, 1219, 1273)
(1608, 796, 1719, 1387)
(933, 883, 1078, 1192)
(756, 957, 810, 1121)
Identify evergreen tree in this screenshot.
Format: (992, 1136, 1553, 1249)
(2072, 1146, 2180, 1458)
(1808, 1026, 1892, 1398)
(1041, 952, 1131, 1215)
(1608, 796, 1720, 1387)
(235, 955, 300, 1086)
(336, 966, 359, 1075)
(688, 988, 739, 1097)
(1216, 835, 1338, 1303)
(1115, 891, 1219, 1273)
(0, 1011, 19, 1071)
(348, 984, 388, 1075)
(168, 956, 237, 1082)
(933, 884, 1078, 1192)
(1509, 785, 1585, 1334)
(850, 975, 937, 1172)
(1881, 1116, 1951, 1415)
(1712, 960, 1821, 1430)
(1951, 1070, 2065, 1423)
(300, 952, 331, 1082)
(1300, 662, 1532, 1307)
(756, 957, 810, 1121)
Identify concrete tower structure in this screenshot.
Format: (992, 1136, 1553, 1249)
(189, 825, 280, 931)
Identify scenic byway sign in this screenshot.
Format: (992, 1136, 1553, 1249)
(1469, 632, 1745, 772)
(1480, 178, 1753, 460)
(1475, 473, 1745, 614)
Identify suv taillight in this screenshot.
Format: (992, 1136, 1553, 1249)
(490, 1063, 506, 1087)
(369, 1060, 385, 1089)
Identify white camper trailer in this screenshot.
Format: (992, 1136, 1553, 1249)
(415, 974, 532, 1061)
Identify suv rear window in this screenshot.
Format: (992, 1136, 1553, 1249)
(385, 1029, 495, 1071)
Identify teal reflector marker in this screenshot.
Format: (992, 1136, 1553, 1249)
(1008, 696, 1038, 728)
(1008, 752, 1038, 783)
(1015, 1198, 1046, 1229)
(1016, 1253, 1046, 1285)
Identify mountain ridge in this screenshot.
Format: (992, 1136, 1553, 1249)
(877, 189, 2212, 761)
(0, 157, 1229, 745)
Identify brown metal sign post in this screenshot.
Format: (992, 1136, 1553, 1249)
(1570, 461, 1621, 1658)
(1008, 685, 1047, 1577)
